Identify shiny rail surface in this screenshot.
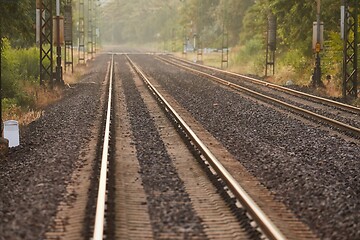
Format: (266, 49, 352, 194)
(165, 55, 360, 114)
(158, 56, 360, 137)
(93, 55, 114, 240)
(125, 54, 287, 240)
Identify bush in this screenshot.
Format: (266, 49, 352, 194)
(1, 38, 38, 111)
(1, 38, 20, 98)
(17, 47, 40, 82)
(233, 37, 265, 75)
(278, 48, 310, 73)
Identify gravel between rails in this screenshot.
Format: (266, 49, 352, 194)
(0, 55, 108, 240)
(117, 55, 207, 239)
(130, 54, 360, 240)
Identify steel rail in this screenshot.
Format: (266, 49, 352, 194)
(125, 54, 287, 240)
(164, 55, 360, 114)
(158, 56, 360, 136)
(93, 54, 114, 240)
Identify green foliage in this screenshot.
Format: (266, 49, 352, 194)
(233, 36, 265, 74)
(219, 0, 254, 45)
(237, 0, 347, 81)
(1, 38, 38, 110)
(103, 0, 346, 82)
(17, 47, 39, 82)
(278, 48, 310, 73)
(239, 37, 263, 57)
(2, 98, 18, 113)
(99, 0, 180, 44)
(0, 0, 35, 48)
(1, 38, 19, 98)
(321, 31, 343, 89)
(240, 2, 266, 44)
(322, 32, 343, 73)
(178, 0, 253, 47)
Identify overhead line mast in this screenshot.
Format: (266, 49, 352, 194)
(79, 0, 86, 64)
(38, 0, 53, 85)
(88, 0, 94, 59)
(64, 0, 74, 73)
(342, 0, 359, 99)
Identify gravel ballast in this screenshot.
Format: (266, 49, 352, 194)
(0, 55, 108, 240)
(131, 54, 359, 240)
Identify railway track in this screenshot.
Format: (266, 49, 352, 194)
(88, 54, 317, 239)
(2, 49, 355, 240)
(41, 52, 358, 240)
(157, 55, 360, 137)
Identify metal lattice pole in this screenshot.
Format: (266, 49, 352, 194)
(342, 0, 359, 99)
(265, 13, 276, 76)
(93, 0, 97, 54)
(221, 23, 228, 69)
(55, 0, 63, 84)
(313, 0, 322, 87)
(221, 2, 229, 69)
(39, 0, 53, 85)
(87, 0, 94, 59)
(64, 0, 74, 73)
(78, 0, 85, 64)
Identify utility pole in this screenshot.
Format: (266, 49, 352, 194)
(38, 0, 53, 85)
(342, 0, 358, 99)
(265, 13, 276, 76)
(55, 0, 63, 84)
(88, 0, 94, 59)
(313, 0, 322, 87)
(197, 0, 203, 63)
(221, 1, 229, 69)
(94, 0, 98, 54)
(78, 0, 85, 64)
(64, 1, 74, 73)
(183, 26, 187, 58)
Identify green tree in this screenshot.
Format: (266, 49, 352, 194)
(0, 0, 35, 47)
(217, 0, 254, 46)
(241, 0, 341, 54)
(99, 0, 180, 44)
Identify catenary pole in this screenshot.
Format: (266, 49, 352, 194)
(314, 0, 322, 86)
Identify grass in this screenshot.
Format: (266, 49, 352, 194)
(172, 48, 352, 103)
(2, 62, 86, 127)
(174, 51, 228, 69)
(3, 84, 64, 126)
(352, 98, 360, 107)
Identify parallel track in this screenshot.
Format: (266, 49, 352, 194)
(164, 55, 360, 114)
(157, 55, 360, 137)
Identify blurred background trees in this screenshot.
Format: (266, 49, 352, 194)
(0, 0, 355, 106)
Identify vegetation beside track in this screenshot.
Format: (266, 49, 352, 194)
(0, 39, 85, 126)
